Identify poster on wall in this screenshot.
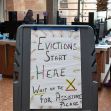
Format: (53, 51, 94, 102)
(30, 28, 82, 109)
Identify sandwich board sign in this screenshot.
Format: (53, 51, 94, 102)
(13, 25, 98, 111)
(30, 28, 82, 109)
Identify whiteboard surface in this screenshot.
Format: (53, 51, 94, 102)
(30, 29, 82, 109)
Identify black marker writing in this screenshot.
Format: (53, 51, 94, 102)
(44, 51, 67, 62)
(36, 65, 66, 80)
(40, 95, 52, 103)
(38, 37, 46, 50)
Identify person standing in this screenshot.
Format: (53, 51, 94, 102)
(23, 10, 35, 24)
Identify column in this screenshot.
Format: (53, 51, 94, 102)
(46, 0, 58, 24)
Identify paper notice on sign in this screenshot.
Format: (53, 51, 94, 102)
(30, 29, 82, 109)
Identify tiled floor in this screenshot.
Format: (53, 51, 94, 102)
(0, 78, 111, 111)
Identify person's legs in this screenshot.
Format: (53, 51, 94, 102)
(104, 66, 111, 87)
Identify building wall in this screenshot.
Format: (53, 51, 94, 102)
(6, 0, 46, 11)
(6, 0, 46, 20)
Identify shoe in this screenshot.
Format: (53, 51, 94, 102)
(104, 80, 111, 87)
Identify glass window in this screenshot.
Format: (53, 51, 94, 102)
(59, 0, 68, 8)
(84, 0, 97, 2)
(97, 11, 107, 20)
(68, 4, 78, 9)
(80, 0, 97, 22)
(58, 0, 78, 24)
(108, 0, 111, 2)
(59, 10, 78, 17)
(68, 0, 78, 3)
(66, 16, 74, 24)
(82, 10, 96, 16)
(58, 0, 111, 24)
(83, 4, 97, 9)
(107, 1, 111, 18)
(107, 11, 111, 18)
(107, 4, 111, 9)
(80, 17, 88, 22)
